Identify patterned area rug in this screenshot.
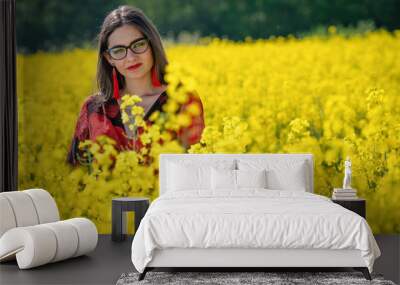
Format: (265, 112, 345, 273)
(116, 271, 396, 285)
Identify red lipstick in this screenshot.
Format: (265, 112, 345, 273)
(128, 63, 142, 70)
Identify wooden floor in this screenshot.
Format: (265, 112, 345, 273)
(0, 234, 398, 285)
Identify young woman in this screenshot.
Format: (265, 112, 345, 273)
(66, 5, 205, 167)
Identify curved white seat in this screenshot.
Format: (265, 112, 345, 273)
(0, 189, 98, 269)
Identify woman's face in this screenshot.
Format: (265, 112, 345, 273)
(105, 24, 154, 82)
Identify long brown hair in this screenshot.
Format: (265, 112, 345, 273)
(94, 5, 168, 104)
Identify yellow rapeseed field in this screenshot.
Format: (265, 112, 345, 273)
(17, 29, 400, 234)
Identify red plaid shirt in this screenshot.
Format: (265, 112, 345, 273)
(66, 90, 204, 167)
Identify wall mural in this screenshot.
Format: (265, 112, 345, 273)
(17, 4, 400, 234)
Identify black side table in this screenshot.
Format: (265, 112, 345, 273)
(112, 197, 150, 242)
(332, 198, 366, 218)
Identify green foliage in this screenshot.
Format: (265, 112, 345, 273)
(16, 0, 400, 53)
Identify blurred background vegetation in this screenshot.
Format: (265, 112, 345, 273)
(16, 0, 400, 53)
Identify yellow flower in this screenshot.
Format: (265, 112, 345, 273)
(177, 113, 192, 127)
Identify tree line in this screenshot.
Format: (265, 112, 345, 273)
(16, 0, 400, 53)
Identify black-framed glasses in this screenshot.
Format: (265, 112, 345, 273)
(106, 37, 150, 60)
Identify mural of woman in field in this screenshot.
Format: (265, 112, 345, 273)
(66, 5, 205, 167)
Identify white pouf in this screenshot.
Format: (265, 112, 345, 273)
(0, 189, 98, 269)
